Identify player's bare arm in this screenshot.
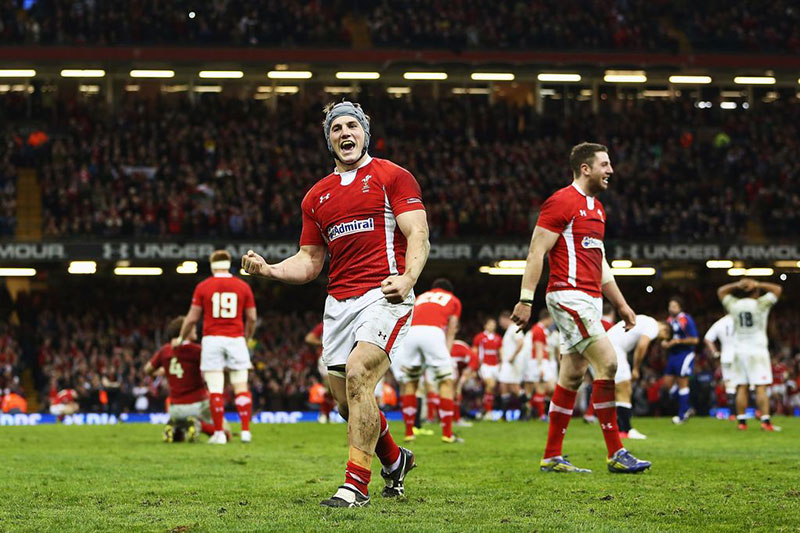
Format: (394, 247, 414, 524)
(754, 280, 782, 298)
(241, 245, 326, 284)
(381, 209, 429, 304)
(305, 330, 323, 347)
(175, 305, 202, 346)
(244, 307, 257, 340)
(511, 226, 559, 328)
(631, 335, 652, 381)
(717, 279, 747, 301)
(601, 277, 636, 330)
(704, 338, 721, 359)
(445, 315, 458, 352)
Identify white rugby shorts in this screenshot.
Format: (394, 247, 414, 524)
(479, 363, 499, 382)
(498, 353, 526, 384)
(545, 290, 605, 354)
(395, 326, 453, 382)
(524, 357, 558, 383)
(322, 287, 414, 374)
(200, 335, 251, 371)
(730, 350, 773, 386)
(613, 346, 632, 383)
(169, 399, 210, 421)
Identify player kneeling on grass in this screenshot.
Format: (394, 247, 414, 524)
(511, 142, 650, 474)
(242, 101, 428, 507)
(717, 278, 782, 432)
(177, 250, 257, 444)
(146, 316, 231, 443)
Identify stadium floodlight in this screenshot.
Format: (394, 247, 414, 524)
(324, 86, 356, 94)
(537, 73, 581, 83)
(0, 69, 36, 77)
(611, 259, 633, 268)
(125, 85, 140, 92)
(198, 70, 243, 79)
(193, 85, 222, 93)
(386, 87, 411, 95)
(496, 260, 526, 269)
(744, 268, 774, 276)
(720, 102, 737, 110)
(479, 266, 525, 276)
(130, 69, 175, 78)
(452, 88, 491, 95)
(267, 70, 313, 79)
(727, 268, 746, 276)
(336, 71, 380, 80)
(733, 76, 776, 85)
(403, 72, 448, 80)
(646, 285, 654, 293)
(79, 85, 100, 93)
(0, 267, 36, 277)
(274, 86, 300, 94)
(162, 84, 189, 93)
(114, 267, 163, 276)
(642, 90, 671, 98)
(604, 70, 647, 83)
(60, 69, 105, 78)
(610, 267, 656, 276)
(68, 261, 97, 274)
(773, 260, 800, 268)
(668, 75, 712, 84)
(176, 261, 198, 274)
(471, 73, 514, 81)
(707, 260, 734, 269)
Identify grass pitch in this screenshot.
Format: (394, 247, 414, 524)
(1, 417, 798, 532)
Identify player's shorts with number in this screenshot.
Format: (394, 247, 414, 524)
(479, 363, 499, 382)
(169, 399, 211, 421)
(322, 286, 414, 373)
(545, 290, 605, 354)
(730, 350, 772, 386)
(395, 325, 453, 382)
(524, 357, 558, 383)
(200, 336, 251, 371)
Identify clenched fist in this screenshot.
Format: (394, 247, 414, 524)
(241, 249, 271, 277)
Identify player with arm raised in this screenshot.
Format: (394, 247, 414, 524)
(396, 278, 463, 443)
(510, 142, 650, 474)
(176, 250, 257, 444)
(242, 101, 429, 507)
(145, 316, 229, 443)
(717, 278, 783, 431)
(663, 297, 700, 425)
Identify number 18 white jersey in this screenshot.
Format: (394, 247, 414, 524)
(722, 293, 778, 354)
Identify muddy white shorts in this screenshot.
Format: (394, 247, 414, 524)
(395, 325, 453, 382)
(322, 287, 414, 377)
(545, 290, 605, 355)
(169, 399, 210, 421)
(524, 358, 558, 383)
(200, 335, 251, 371)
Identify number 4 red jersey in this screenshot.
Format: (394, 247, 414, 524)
(191, 273, 256, 337)
(411, 288, 462, 329)
(149, 342, 207, 404)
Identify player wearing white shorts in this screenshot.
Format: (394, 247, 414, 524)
(177, 250, 256, 444)
(718, 278, 783, 432)
(242, 101, 429, 507)
(523, 309, 556, 420)
(703, 314, 736, 413)
(511, 142, 650, 474)
(396, 278, 463, 443)
(498, 311, 525, 421)
(604, 310, 669, 440)
(473, 318, 503, 418)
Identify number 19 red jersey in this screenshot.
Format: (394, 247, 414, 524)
(191, 273, 256, 337)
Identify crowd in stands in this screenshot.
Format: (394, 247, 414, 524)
(0, 155, 16, 237)
(1, 276, 799, 419)
(7, 90, 794, 242)
(2, 0, 799, 53)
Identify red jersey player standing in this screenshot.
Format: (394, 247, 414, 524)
(510, 142, 650, 473)
(473, 318, 502, 418)
(177, 250, 257, 444)
(450, 338, 478, 427)
(242, 101, 429, 507)
(146, 316, 229, 442)
(394, 278, 463, 443)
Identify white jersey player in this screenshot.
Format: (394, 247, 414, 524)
(717, 278, 782, 431)
(498, 312, 525, 420)
(606, 313, 669, 440)
(703, 315, 736, 397)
